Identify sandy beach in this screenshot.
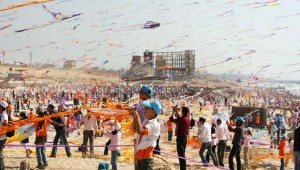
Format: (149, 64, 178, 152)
(0, 66, 298, 170)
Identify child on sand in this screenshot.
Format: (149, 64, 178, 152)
(285, 134, 294, 167)
(130, 100, 162, 170)
(103, 121, 122, 170)
(166, 119, 174, 141)
(243, 127, 252, 167)
(278, 134, 286, 170)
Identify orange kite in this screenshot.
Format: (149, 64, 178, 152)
(0, 0, 54, 12)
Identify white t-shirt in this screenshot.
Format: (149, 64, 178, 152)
(198, 123, 212, 143)
(136, 118, 160, 151)
(0, 111, 8, 140)
(216, 123, 228, 141)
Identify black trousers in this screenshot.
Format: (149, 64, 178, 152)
(153, 136, 160, 155)
(136, 158, 153, 170)
(82, 130, 94, 151)
(176, 136, 187, 170)
(51, 128, 71, 157)
(229, 145, 242, 170)
(104, 139, 111, 155)
(217, 140, 226, 166)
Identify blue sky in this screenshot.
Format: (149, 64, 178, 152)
(0, 0, 300, 80)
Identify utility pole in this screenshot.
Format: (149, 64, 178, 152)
(29, 51, 32, 66)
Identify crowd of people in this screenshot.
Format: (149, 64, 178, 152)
(0, 84, 299, 170)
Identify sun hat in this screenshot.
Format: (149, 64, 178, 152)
(142, 100, 162, 115)
(141, 86, 153, 95)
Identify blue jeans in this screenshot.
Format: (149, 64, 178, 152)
(36, 146, 47, 167)
(294, 151, 300, 170)
(111, 150, 118, 170)
(199, 142, 218, 166)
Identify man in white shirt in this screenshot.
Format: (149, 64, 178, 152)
(198, 117, 218, 166)
(0, 101, 8, 170)
(79, 110, 98, 158)
(216, 119, 228, 167)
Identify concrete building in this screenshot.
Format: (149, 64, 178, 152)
(143, 50, 195, 79)
(63, 60, 76, 69)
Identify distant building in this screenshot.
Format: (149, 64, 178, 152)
(122, 50, 196, 81)
(143, 50, 195, 79)
(14, 61, 25, 66)
(63, 60, 76, 69)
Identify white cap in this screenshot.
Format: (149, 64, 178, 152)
(270, 120, 274, 123)
(247, 127, 252, 132)
(0, 101, 8, 109)
(114, 122, 121, 131)
(107, 120, 114, 125)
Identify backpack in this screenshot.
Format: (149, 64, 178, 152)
(98, 162, 109, 170)
(190, 118, 195, 129)
(20, 160, 30, 170)
(190, 113, 195, 129)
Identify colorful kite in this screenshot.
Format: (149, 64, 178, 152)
(0, 0, 54, 12)
(14, 5, 82, 33)
(72, 24, 80, 30)
(143, 21, 160, 29)
(102, 60, 109, 66)
(0, 24, 12, 31)
(42, 5, 83, 20)
(198, 57, 233, 69)
(42, 4, 63, 20)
